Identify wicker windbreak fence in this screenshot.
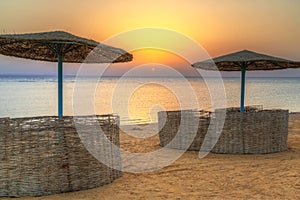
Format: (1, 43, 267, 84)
(0, 115, 121, 197)
(211, 108, 289, 154)
(158, 106, 289, 154)
(158, 110, 211, 151)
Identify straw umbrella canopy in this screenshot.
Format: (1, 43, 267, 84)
(0, 31, 133, 117)
(192, 50, 300, 112)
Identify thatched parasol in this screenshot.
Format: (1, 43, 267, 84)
(0, 31, 133, 117)
(192, 49, 300, 112)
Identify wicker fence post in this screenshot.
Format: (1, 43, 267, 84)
(0, 118, 10, 197)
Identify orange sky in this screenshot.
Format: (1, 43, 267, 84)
(0, 0, 300, 75)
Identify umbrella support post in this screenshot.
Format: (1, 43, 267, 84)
(58, 49, 63, 117)
(240, 63, 246, 113)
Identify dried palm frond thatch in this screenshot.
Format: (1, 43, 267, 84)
(0, 31, 133, 63)
(192, 50, 300, 71)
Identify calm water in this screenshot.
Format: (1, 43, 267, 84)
(0, 75, 299, 124)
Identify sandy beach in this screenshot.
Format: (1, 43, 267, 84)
(1, 114, 300, 200)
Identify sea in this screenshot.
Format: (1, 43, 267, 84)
(0, 75, 299, 125)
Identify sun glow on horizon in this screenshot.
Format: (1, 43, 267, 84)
(0, 0, 300, 75)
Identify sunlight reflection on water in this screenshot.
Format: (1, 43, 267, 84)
(0, 76, 299, 125)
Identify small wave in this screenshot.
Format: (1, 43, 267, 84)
(18, 80, 39, 82)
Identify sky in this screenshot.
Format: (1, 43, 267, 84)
(0, 0, 300, 77)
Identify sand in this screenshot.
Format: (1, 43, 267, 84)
(1, 114, 300, 200)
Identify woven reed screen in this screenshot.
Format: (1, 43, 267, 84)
(158, 107, 289, 154)
(211, 108, 289, 154)
(158, 110, 211, 150)
(0, 115, 121, 197)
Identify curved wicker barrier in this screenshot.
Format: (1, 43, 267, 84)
(158, 106, 289, 154)
(211, 108, 289, 154)
(0, 115, 121, 197)
(158, 110, 211, 150)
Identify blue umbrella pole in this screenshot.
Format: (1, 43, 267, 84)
(58, 51, 63, 117)
(240, 63, 246, 113)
